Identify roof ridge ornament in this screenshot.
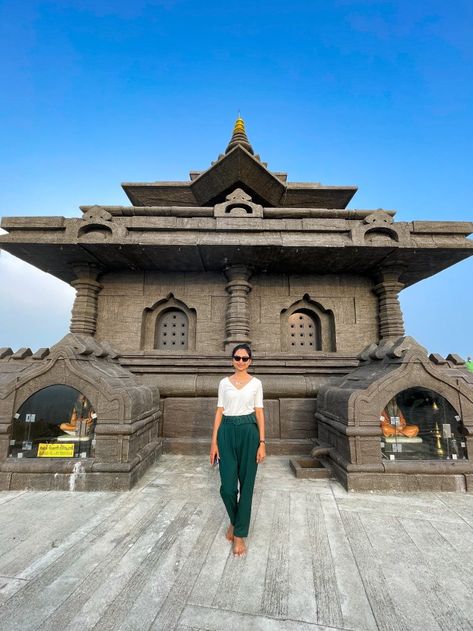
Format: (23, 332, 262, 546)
(226, 188, 252, 202)
(225, 115, 254, 155)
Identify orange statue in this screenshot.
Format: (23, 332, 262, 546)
(59, 395, 96, 436)
(380, 406, 419, 438)
(60, 408, 79, 435)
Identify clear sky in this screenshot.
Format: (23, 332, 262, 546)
(0, 0, 472, 356)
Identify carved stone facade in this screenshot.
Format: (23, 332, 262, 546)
(0, 335, 161, 490)
(0, 116, 472, 490)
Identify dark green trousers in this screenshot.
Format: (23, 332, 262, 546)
(217, 413, 259, 537)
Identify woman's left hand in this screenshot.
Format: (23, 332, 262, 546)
(256, 443, 266, 464)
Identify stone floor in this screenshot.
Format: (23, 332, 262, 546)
(0, 455, 473, 631)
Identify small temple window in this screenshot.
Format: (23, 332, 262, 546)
(380, 387, 468, 461)
(288, 310, 321, 351)
(8, 385, 97, 459)
(155, 308, 189, 350)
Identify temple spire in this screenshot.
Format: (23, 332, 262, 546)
(225, 115, 254, 155)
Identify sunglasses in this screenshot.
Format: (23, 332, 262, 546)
(233, 355, 250, 362)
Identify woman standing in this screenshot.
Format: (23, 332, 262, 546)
(210, 344, 266, 556)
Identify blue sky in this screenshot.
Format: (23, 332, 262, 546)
(0, 0, 472, 355)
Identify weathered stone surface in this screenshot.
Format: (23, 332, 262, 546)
(2, 455, 473, 629)
(280, 398, 317, 439)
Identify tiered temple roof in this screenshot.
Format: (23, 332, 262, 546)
(1, 117, 472, 286)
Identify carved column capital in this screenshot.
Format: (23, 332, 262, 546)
(223, 264, 252, 283)
(70, 263, 103, 336)
(223, 264, 253, 352)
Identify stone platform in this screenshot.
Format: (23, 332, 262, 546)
(0, 455, 472, 630)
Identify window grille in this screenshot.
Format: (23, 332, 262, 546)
(288, 311, 320, 350)
(155, 309, 188, 350)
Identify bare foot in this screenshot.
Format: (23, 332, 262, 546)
(233, 536, 246, 556)
(226, 524, 234, 542)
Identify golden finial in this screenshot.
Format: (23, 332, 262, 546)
(233, 116, 245, 134)
(226, 114, 254, 155)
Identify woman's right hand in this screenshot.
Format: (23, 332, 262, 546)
(210, 442, 220, 465)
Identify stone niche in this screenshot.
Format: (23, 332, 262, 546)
(315, 337, 473, 491)
(0, 334, 162, 491)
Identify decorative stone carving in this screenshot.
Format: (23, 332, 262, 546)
(70, 264, 102, 336)
(373, 268, 405, 340)
(214, 188, 264, 218)
(141, 293, 196, 351)
(280, 294, 336, 352)
(350, 211, 410, 245)
(364, 211, 394, 225)
(223, 265, 252, 351)
(73, 205, 127, 241)
(81, 205, 113, 222)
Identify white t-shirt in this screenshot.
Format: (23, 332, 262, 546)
(217, 376, 264, 416)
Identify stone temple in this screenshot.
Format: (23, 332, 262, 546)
(1, 117, 473, 491)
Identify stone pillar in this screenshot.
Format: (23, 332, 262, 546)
(70, 264, 102, 336)
(373, 268, 405, 340)
(223, 264, 252, 351)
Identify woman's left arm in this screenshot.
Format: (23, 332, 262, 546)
(255, 407, 266, 463)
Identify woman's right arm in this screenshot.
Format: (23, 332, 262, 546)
(210, 407, 224, 465)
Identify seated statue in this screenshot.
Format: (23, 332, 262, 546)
(59, 408, 79, 435)
(59, 395, 96, 436)
(380, 408, 419, 438)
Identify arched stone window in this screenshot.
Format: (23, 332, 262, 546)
(155, 309, 189, 350)
(281, 294, 336, 352)
(141, 294, 196, 351)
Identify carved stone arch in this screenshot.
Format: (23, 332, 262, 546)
(141, 293, 196, 351)
(71, 206, 126, 241)
(213, 188, 264, 218)
(364, 227, 400, 243)
(350, 212, 410, 246)
(78, 223, 113, 239)
(280, 294, 336, 352)
(349, 359, 469, 427)
(0, 334, 161, 490)
(8, 350, 143, 424)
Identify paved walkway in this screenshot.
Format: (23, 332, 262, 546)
(0, 455, 473, 630)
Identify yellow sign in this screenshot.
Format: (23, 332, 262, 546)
(37, 443, 75, 458)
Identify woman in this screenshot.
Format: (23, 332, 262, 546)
(210, 344, 266, 557)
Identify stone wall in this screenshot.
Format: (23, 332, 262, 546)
(95, 271, 377, 355)
(249, 273, 377, 353)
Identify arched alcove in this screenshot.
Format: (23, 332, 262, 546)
(9, 385, 97, 459)
(281, 295, 336, 352)
(141, 294, 196, 351)
(380, 387, 468, 461)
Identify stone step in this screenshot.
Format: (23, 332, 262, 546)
(163, 437, 315, 456)
(289, 456, 334, 479)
